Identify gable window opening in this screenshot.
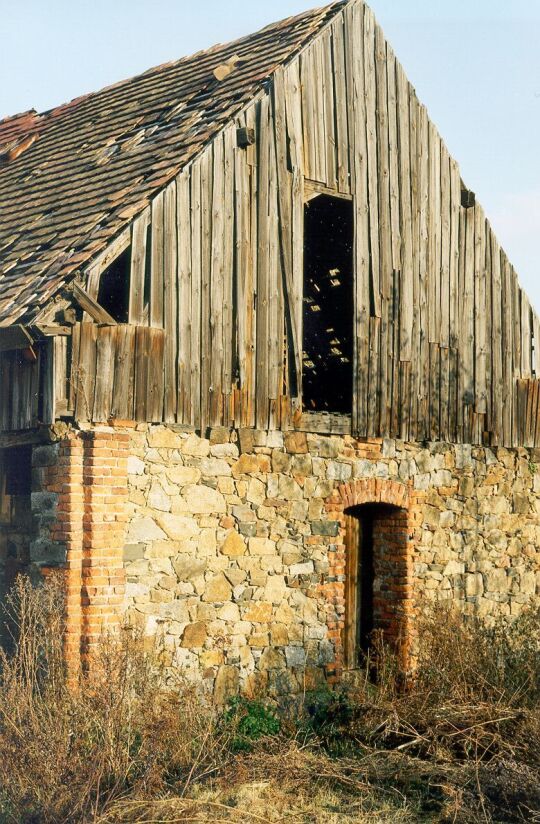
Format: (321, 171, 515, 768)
(97, 247, 131, 324)
(302, 194, 354, 415)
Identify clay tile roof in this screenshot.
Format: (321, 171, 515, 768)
(0, 1, 345, 326)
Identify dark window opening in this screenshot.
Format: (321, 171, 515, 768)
(302, 195, 354, 414)
(345, 504, 409, 669)
(97, 248, 131, 323)
(0, 446, 32, 526)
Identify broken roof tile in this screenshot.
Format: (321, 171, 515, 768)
(0, 1, 346, 326)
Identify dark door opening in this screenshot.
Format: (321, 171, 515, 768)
(302, 194, 354, 414)
(0, 445, 33, 645)
(344, 503, 409, 669)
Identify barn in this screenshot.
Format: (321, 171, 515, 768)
(0, 0, 539, 697)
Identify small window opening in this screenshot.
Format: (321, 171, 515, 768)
(97, 248, 131, 323)
(302, 195, 354, 414)
(0, 446, 32, 527)
(345, 504, 409, 669)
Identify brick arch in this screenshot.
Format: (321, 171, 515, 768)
(335, 478, 410, 510)
(323, 478, 413, 679)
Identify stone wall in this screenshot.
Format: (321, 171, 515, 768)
(123, 425, 540, 700)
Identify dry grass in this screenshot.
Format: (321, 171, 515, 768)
(0, 577, 539, 823)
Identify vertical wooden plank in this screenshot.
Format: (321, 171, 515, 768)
(375, 24, 391, 434)
(521, 290, 532, 378)
(177, 169, 192, 424)
(460, 208, 475, 442)
(331, 14, 350, 194)
(163, 181, 177, 422)
(150, 191, 164, 328)
(448, 159, 460, 442)
(300, 46, 316, 182)
(345, 0, 370, 436)
(284, 60, 305, 403)
(222, 126, 235, 422)
(245, 103, 258, 428)
(429, 343, 440, 441)
(200, 148, 213, 433)
(111, 324, 135, 420)
(386, 46, 401, 273)
(439, 145, 451, 349)
(233, 114, 249, 394)
(69, 321, 81, 414)
(210, 136, 225, 426)
(274, 66, 302, 393)
(501, 253, 513, 445)
(396, 62, 413, 359)
(41, 341, 55, 426)
(54, 336, 68, 413)
(490, 231, 503, 443)
(134, 325, 149, 421)
(474, 207, 487, 416)
(364, 5, 380, 318)
(147, 329, 165, 422)
(93, 326, 117, 422)
(129, 206, 150, 324)
(267, 99, 283, 418)
(417, 105, 429, 441)
(408, 93, 420, 440)
(255, 96, 271, 429)
(190, 162, 202, 429)
(74, 322, 97, 421)
(321, 29, 337, 191)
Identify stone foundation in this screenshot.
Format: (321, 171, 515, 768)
(121, 426, 540, 699)
(3, 424, 540, 698)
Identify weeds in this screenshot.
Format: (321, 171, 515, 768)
(0, 577, 539, 823)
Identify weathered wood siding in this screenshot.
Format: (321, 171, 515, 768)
(69, 0, 539, 446)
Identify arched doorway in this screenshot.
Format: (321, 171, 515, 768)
(343, 501, 410, 669)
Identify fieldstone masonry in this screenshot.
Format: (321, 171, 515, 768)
(121, 425, 540, 699)
(4, 424, 540, 698)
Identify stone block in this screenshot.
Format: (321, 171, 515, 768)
(290, 561, 314, 576)
(249, 537, 276, 556)
(214, 666, 240, 704)
(237, 429, 255, 454)
(31, 444, 59, 468)
(259, 648, 284, 670)
(173, 555, 207, 581)
(181, 621, 207, 648)
(173, 485, 226, 514)
(311, 520, 339, 537)
(155, 514, 198, 541)
(166, 466, 202, 485)
(284, 431, 308, 454)
(123, 543, 146, 562)
(148, 427, 185, 449)
(244, 602, 273, 622)
(126, 517, 167, 543)
(220, 530, 245, 558)
(201, 458, 232, 477)
(127, 456, 145, 475)
(181, 434, 210, 457)
(210, 443, 239, 459)
(285, 646, 306, 668)
(202, 573, 232, 602)
(148, 483, 171, 512)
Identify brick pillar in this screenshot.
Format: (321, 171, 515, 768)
(38, 428, 129, 679)
(81, 431, 129, 656)
(46, 434, 84, 682)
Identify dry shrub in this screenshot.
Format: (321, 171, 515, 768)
(1, 576, 540, 824)
(0, 575, 229, 824)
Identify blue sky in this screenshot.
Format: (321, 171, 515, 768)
(1, 0, 539, 309)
